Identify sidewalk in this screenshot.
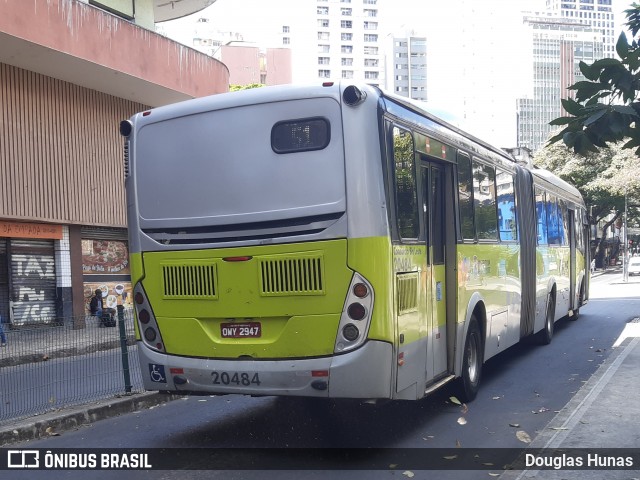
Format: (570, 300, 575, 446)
(501, 334, 640, 479)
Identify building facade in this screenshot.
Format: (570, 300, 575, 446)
(385, 34, 428, 102)
(546, 0, 617, 57)
(0, 0, 229, 327)
(306, 0, 383, 86)
(516, 14, 604, 152)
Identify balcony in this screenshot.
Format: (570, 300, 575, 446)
(0, 0, 229, 107)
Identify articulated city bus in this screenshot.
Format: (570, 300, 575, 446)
(120, 82, 588, 403)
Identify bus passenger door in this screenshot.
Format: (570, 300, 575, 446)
(422, 163, 448, 380)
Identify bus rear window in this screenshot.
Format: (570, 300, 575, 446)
(271, 117, 330, 154)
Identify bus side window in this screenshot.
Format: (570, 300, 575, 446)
(457, 152, 475, 241)
(392, 126, 419, 240)
(472, 160, 498, 241)
(547, 194, 561, 246)
(559, 199, 569, 246)
(536, 188, 548, 245)
(496, 169, 517, 241)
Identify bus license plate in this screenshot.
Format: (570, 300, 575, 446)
(220, 322, 261, 338)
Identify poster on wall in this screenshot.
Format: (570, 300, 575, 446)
(84, 281, 133, 312)
(82, 239, 130, 275)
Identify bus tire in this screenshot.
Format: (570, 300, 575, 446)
(538, 295, 555, 345)
(458, 315, 483, 402)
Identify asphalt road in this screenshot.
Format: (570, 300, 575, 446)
(6, 271, 638, 480)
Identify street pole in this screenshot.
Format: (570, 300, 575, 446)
(624, 190, 629, 283)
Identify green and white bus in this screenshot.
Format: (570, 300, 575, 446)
(120, 82, 589, 402)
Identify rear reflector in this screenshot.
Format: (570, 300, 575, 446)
(312, 370, 329, 377)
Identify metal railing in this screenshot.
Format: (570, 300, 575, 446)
(0, 307, 144, 424)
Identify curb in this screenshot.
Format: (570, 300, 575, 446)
(0, 391, 184, 447)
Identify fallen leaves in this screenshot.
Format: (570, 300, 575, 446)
(457, 417, 467, 425)
(516, 430, 532, 444)
(45, 426, 60, 436)
(402, 471, 415, 478)
(449, 396, 462, 405)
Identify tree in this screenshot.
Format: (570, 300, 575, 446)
(534, 141, 640, 264)
(547, 4, 640, 155)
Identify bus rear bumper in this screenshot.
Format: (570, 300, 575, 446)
(137, 340, 393, 399)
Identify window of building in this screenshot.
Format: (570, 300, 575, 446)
(318, 32, 330, 40)
(283, 37, 290, 45)
(318, 57, 330, 65)
(364, 34, 378, 42)
(364, 46, 378, 55)
(317, 6, 329, 14)
(318, 19, 329, 27)
(364, 21, 378, 30)
(341, 33, 353, 41)
(341, 8, 352, 15)
(282, 26, 290, 33)
(342, 70, 354, 78)
(364, 9, 378, 17)
(318, 69, 331, 78)
(364, 71, 379, 79)
(341, 20, 352, 28)
(341, 57, 353, 66)
(364, 58, 379, 67)
(318, 44, 330, 53)
(341, 45, 353, 53)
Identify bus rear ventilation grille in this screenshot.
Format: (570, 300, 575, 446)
(259, 255, 325, 296)
(162, 264, 217, 299)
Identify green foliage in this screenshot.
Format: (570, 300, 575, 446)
(534, 141, 640, 225)
(229, 83, 265, 91)
(548, 4, 640, 155)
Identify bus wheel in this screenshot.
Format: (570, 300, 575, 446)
(538, 295, 555, 345)
(458, 315, 482, 402)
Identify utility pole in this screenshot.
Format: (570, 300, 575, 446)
(624, 190, 629, 282)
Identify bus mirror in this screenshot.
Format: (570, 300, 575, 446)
(343, 85, 366, 107)
(120, 120, 133, 137)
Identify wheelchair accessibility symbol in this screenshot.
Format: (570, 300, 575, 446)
(149, 364, 166, 383)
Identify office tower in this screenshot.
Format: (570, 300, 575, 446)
(546, 0, 616, 57)
(516, 14, 604, 151)
(307, 0, 383, 85)
(386, 34, 428, 102)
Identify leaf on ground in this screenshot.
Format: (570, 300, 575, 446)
(550, 427, 569, 430)
(461, 403, 469, 414)
(456, 439, 462, 448)
(488, 473, 500, 477)
(532, 407, 550, 414)
(389, 464, 398, 469)
(516, 430, 532, 444)
(449, 396, 462, 405)
(457, 417, 467, 425)
(482, 463, 494, 466)
(509, 423, 520, 428)
(422, 435, 434, 440)
(443, 455, 458, 460)
(492, 396, 502, 400)
(45, 426, 60, 436)
(402, 471, 415, 478)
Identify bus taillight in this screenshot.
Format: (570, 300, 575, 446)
(133, 283, 166, 354)
(335, 273, 374, 353)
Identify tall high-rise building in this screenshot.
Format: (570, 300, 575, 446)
(385, 34, 428, 102)
(299, 0, 383, 86)
(546, 0, 617, 57)
(516, 14, 604, 151)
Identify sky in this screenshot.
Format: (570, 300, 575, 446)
(159, 0, 632, 147)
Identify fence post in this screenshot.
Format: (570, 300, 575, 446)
(117, 305, 132, 393)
